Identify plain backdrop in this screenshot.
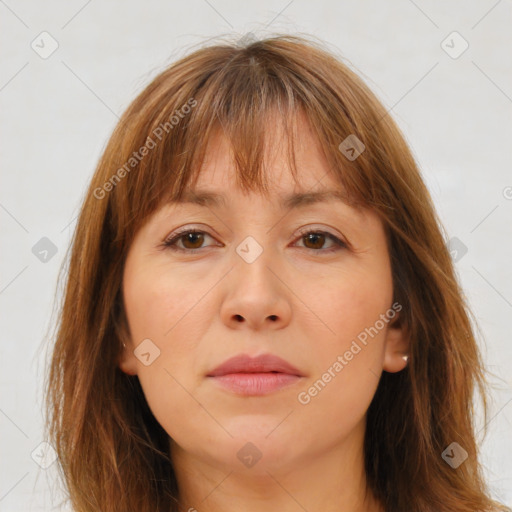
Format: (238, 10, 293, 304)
(1, 1, 511, 510)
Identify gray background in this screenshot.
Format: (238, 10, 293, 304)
(1, 1, 511, 510)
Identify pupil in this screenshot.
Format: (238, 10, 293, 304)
(185, 233, 203, 248)
(306, 233, 324, 249)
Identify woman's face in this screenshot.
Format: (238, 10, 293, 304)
(119, 116, 408, 477)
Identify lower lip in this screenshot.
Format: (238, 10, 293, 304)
(207, 372, 301, 395)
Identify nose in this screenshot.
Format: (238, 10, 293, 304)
(220, 249, 292, 331)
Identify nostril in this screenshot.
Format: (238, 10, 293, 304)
(269, 315, 277, 321)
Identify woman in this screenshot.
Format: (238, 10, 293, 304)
(44, 34, 508, 512)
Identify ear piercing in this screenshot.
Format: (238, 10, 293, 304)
(402, 355, 409, 363)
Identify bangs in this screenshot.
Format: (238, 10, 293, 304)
(107, 38, 379, 245)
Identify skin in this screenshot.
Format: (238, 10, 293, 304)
(119, 113, 409, 512)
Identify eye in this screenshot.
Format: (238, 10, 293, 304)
(162, 228, 219, 253)
(161, 227, 347, 254)
(294, 227, 347, 253)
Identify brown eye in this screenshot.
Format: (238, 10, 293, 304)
(180, 232, 206, 249)
(295, 229, 346, 253)
(162, 228, 346, 255)
(302, 232, 327, 250)
(163, 229, 217, 253)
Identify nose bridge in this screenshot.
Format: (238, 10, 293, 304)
(220, 232, 291, 330)
(228, 198, 280, 269)
(233, 232, 280, 291)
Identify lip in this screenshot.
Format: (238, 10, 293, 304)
(206, 353, 304, 396)
(207, 353, 303, 377)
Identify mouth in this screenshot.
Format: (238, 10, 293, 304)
(206, 353, 304, 396)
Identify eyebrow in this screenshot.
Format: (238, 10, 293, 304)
(172, 189, 354, 210)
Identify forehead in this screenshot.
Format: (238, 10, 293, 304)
(170, 133, 364, 216)
(192, 111, 339, 196)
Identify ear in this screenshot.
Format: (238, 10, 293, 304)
(382, 311, 410, 373)
(118, 344, 139, 376)
(116, 320, 139, 376)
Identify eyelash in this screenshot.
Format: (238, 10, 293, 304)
(161, 227, 347, 254)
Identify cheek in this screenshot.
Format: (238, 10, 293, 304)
(302, 262, 393, 349)
(122, 257, 213, 433)
(292, 281, 390, 441)
(122, 266, 203, 441)
(294, 261, 392, 418)
(123, 266, 177, 339)
(295, 359, 380, 450)
(123, 258, 209, 351)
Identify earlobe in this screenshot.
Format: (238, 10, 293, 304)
(116, 313, 139, 376)
(382, 315, 410, 374)
(118, 342, 139, 376)
(117, 332, 139, 376)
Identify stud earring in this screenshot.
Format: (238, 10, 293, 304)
(402, 354, 409, 363)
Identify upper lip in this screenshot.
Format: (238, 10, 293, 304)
(207, 353, 303, 377)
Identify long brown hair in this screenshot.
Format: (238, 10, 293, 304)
(44, 33, 507, 512)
